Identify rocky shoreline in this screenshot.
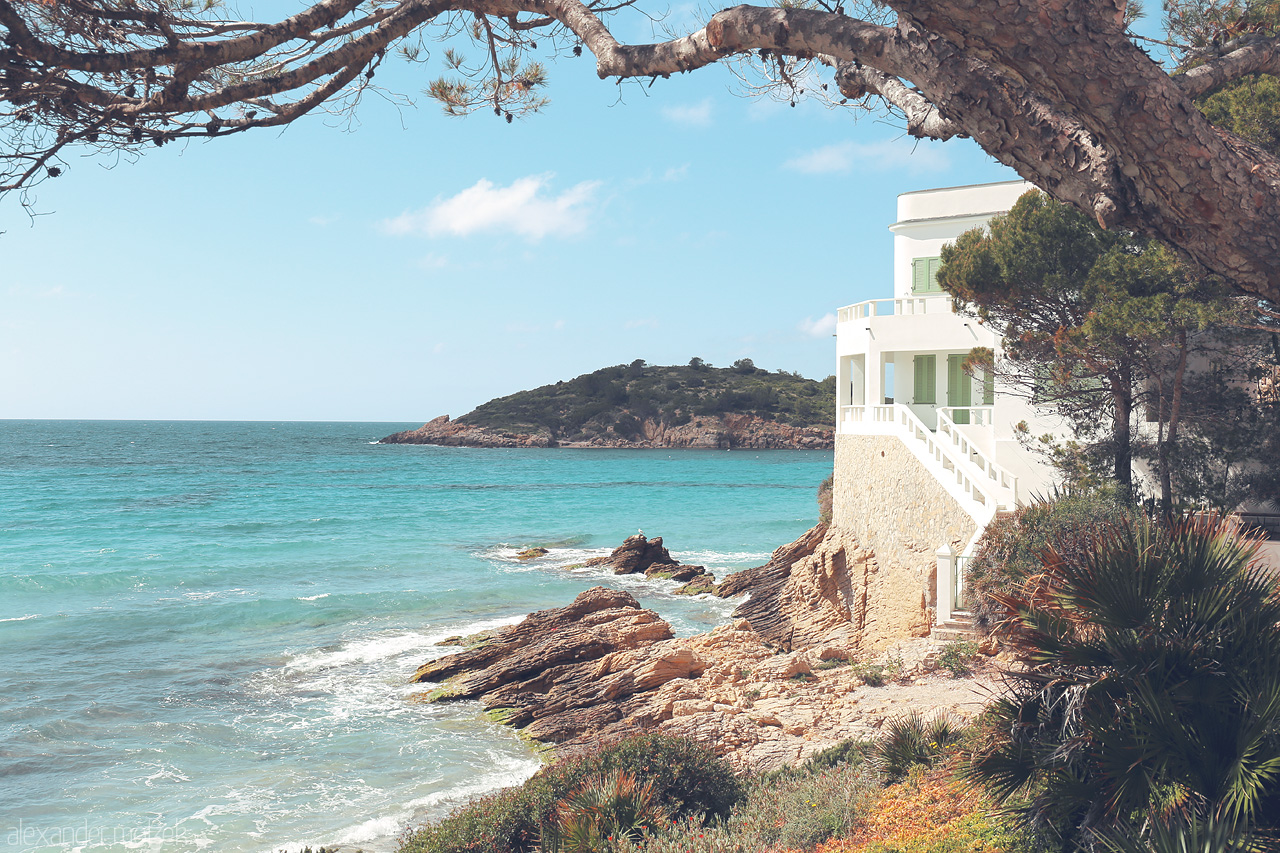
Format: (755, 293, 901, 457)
(410, 527, 996, 769)
(380, 414, 834, 450)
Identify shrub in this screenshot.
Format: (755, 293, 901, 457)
(576, 733, 745, 824)
(935, 640, 978, 677)
(541, 771, 667, 853)
(965, 518, 1280, 849)
(869, 712, 963, 782)
(397, 734, 742, 853)
(798, 737, 869, 774)
(616, 760, 880, 853)
(964, 488, 1142, 632)
(818, 474, 834, 524)
(852, 662, 887, 686)
(842, 761, 1042, 853)
(396, 767, 575, 853)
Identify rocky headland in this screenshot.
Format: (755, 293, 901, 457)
(380, 413, 833, 450)
(379, 360, 836, 449)
(411, 527, 995, 769)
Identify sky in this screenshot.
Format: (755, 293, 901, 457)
(0, 8, 1020, 422)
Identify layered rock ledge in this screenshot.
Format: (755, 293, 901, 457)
(411, 524, 995, 768)
(380, 414, 833, 450)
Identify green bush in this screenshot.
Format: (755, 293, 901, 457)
(852, 656, 901, 686)
(397, 769, 569, 853)
(797, 737, 869, 774)
(616, 760, 880, 853)
(935, 640, 978, 677)
(397, 734, 742, 853)
(964, 488, 1142, 632)
(817, 474, 834, 524)
(965, 518, 1280, 849)
(576, 733, 745, 823)
(542, 771, 667, 853)
(869, 712, 963, 782)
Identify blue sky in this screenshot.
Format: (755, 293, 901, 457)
(0, 21, 1018, 422)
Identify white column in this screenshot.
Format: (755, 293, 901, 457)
(851, 354, 865, 406)
(867, 347, 883, 409)
(935, 544, 956, 624)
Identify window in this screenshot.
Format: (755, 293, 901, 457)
(914, 355, 937, 405)
(911, 256, 943, 294)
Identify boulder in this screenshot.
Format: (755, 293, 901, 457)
(580, 534, 677, 575)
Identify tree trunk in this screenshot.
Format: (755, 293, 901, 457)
(1159, 331, 1190, 518)
(1111, 369, 1133, 494)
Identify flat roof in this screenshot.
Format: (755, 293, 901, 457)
(890, 210, 1012, 228)
(897, 179, 1029, 197)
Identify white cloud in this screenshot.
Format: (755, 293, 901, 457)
(624, 317, 659, 330)
(784, 139, 950, 175)
(381, 174, 601, 242)
(662, 164, 690, 182)
(661, 100, 713, 127)
(432, 342, 446, 354)
(309, 214, 339, 226)
(799, 313, 837, 337)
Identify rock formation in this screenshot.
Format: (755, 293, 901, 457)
(412, 523, 987, 767)
(577, 534, 715, 590)
(381, 415, 555, 449)
(579, 534, 679, 575)
(379, 414, 833, 450)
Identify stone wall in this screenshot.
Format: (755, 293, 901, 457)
(827, 434, 976, 647)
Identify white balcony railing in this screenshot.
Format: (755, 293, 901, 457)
(937, 407, 1019, 506)
(937, 405, 995, 427)
(836, 294, 958, 325)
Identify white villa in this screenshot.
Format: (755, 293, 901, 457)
(833, 181, 1065, 631)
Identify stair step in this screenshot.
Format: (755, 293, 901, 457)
(931, 611, 981, 641)
(931, 626, 983, 641)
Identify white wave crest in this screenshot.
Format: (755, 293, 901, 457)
(669, 549, 770, 567)
(283, 615, 523, 676)
(327, 752, 543, 848)
(0, 613, 39, 623)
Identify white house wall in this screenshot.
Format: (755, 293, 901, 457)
(890, 182, 1033, 299)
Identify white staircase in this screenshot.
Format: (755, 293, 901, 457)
(864, 404, 1019, 629)
(874, 404, 1018, 524)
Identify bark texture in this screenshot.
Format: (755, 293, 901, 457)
(4, 0, 1280, 301)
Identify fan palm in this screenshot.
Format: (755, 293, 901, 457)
(964, 518, 1280, 851)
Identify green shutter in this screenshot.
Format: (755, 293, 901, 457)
(982, 369, 995, 406)
(914, 355, 936, 405)
(947, 355, 971, 423)
(912, 257, 943, 294)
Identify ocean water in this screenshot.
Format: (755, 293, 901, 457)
(0, 421, 832, 853)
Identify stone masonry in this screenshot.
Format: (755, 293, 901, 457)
(830, 433, 975, 646)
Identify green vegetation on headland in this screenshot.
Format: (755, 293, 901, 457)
(381, 358, 837, 448)
(456, 359, 835, 439)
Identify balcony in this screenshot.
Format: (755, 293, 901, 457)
(836, 295, 958, 324)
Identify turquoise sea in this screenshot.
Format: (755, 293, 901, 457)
(0, 421, 833, 853)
